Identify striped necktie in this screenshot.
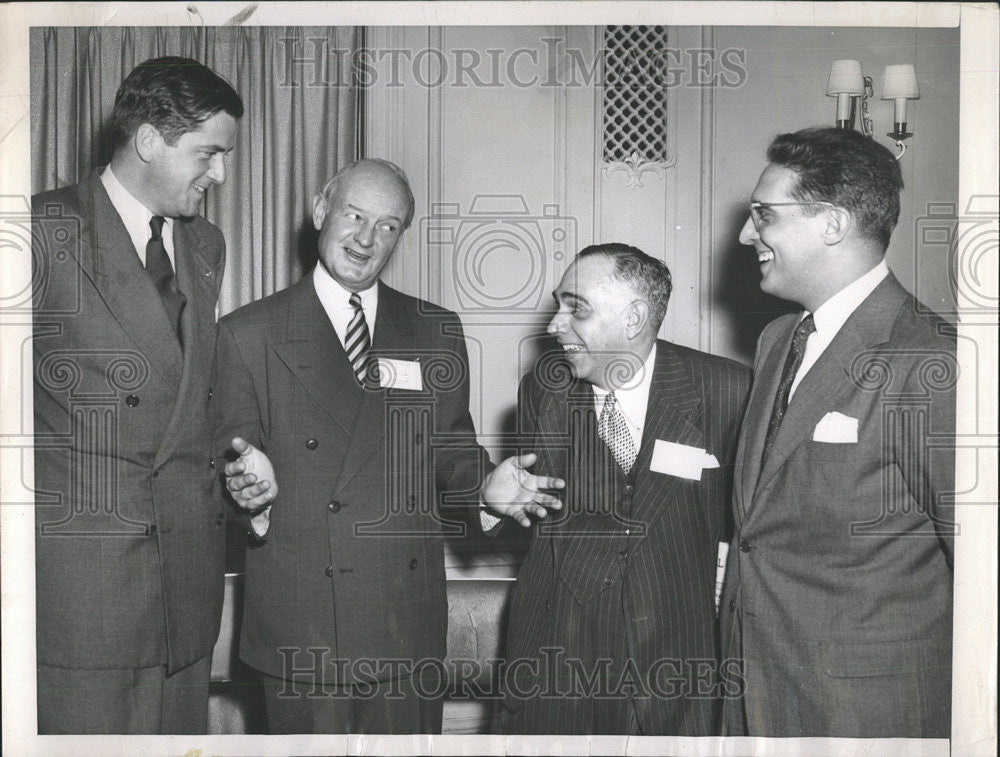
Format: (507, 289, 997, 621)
(345, 292, 373, 387)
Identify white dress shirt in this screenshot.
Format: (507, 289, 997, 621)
(591, 343, 657, 452)
(312, 262, 377, 346)
(789, 260, 889, 400)
(101, 166, 175, 270)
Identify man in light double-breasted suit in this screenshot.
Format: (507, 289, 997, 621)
(32, 57, 243, 733)
(720, 127, 956, 738)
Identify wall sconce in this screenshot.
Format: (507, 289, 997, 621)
(826, 59, 920, 159)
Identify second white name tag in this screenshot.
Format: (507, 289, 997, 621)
(378, 358, 423, 391)
(650, 439, 720, 481)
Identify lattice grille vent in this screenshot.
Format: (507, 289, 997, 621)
(603, 25, 669, 163)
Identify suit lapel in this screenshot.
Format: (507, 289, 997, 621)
(78, 174, 184, 389)
(631, 341, 705, 529)
(271, 277, 361, 437)
(737, 317, 797, 514)
(332, 283, 417, 494)
(152, 217, 222, 466)
(751, 275, 908, 499)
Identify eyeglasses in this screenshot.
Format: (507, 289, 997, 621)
(749, 201, 837, 230)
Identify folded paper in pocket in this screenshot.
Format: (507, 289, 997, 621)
(650, 440, 720, 481)
(812, 411, 858, 443)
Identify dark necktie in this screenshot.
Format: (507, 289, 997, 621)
(145, 215, 186, 341)
(598, 392, 638, 473)
(760, 314, 816, 467)
(345, 292, 374, 387)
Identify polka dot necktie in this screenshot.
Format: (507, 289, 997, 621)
(598, 392, 637, 473)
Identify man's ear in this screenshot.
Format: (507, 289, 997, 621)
(133, 123, 161, 164)
(312, 193, 327, 231)
(625, 300, 649, 340)
(822, 206, 852, 246)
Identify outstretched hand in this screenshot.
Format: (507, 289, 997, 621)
(481, 453, 564, 527)
(224, 437, 278, 511)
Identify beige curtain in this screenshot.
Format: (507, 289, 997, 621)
(30, 26, 360, 314)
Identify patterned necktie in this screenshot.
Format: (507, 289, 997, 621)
(598, 392, 638, 473)
(146, 215, 186, 342)
(345, 292, 373, 387)
(760, 313, 816, 466)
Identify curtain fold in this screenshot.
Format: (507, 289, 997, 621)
(29, 26, 359, 314)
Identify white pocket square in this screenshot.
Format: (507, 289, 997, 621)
(812, 411, 858, 443)
(650, 440, 720, 481)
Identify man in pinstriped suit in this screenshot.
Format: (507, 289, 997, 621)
(487, 244, 751, 734)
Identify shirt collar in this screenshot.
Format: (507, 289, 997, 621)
(591, 342, 657, 428)
(808, 260, 889, 337)
(100, 166, 172, 260)
(312, 262, 379, 313)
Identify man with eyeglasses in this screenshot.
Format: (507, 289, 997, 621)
(719, 127, 955, 738)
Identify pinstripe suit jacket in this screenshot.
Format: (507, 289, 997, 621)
(501, 340, 751, 735)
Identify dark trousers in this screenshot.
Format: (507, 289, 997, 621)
(260, 671, 445, 734)
(37, 655, 211, 734)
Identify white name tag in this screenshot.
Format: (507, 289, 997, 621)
(377, 358, 423, 391)
(650, 439, 720, 481)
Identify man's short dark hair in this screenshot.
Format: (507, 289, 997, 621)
(767, 127, 903, 250)
(578, 243, 672, 330)
(108, 56, 244, 150)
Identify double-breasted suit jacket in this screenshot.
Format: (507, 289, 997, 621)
(720, 273, 956, 737)
(32, 171, 228, 674)
(213, 274, 491, 686)
(502, 340, 751, 735)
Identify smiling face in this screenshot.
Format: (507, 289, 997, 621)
(143, 111, 237, 219)
(738, 163, 834, 310)
(547, 255, 644, 391)
(313, 164, 410, 292)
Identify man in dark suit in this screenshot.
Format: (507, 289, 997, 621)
(720, 127, 956, 737)
(32, 57, 243, 733)
(214, 158, 561, 734)
(488, 244, 752, 735)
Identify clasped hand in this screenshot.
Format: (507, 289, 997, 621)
(224, 436, 278, 511)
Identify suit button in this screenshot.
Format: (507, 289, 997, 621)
(209, 457, 216, 470)
(325, 565, 335, 577)
(328, 501, 341, 513)
(739, 540, 751, 553)
(409, 558, 419, 571)
(125, 394, 139, 407)
(215, 513, 225, 526)
(208, 388, 214, 400)
(619, 549, 629, 558)
(729, 598, 736, 612)
(624, 484, 634, 494)
(152, 470, 159, 478)
(603, 576, 613, 586)
(306, 438, 319, 450)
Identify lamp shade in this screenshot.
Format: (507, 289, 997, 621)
(882, 64, 919, 99)
(826, 59, 865, 95)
